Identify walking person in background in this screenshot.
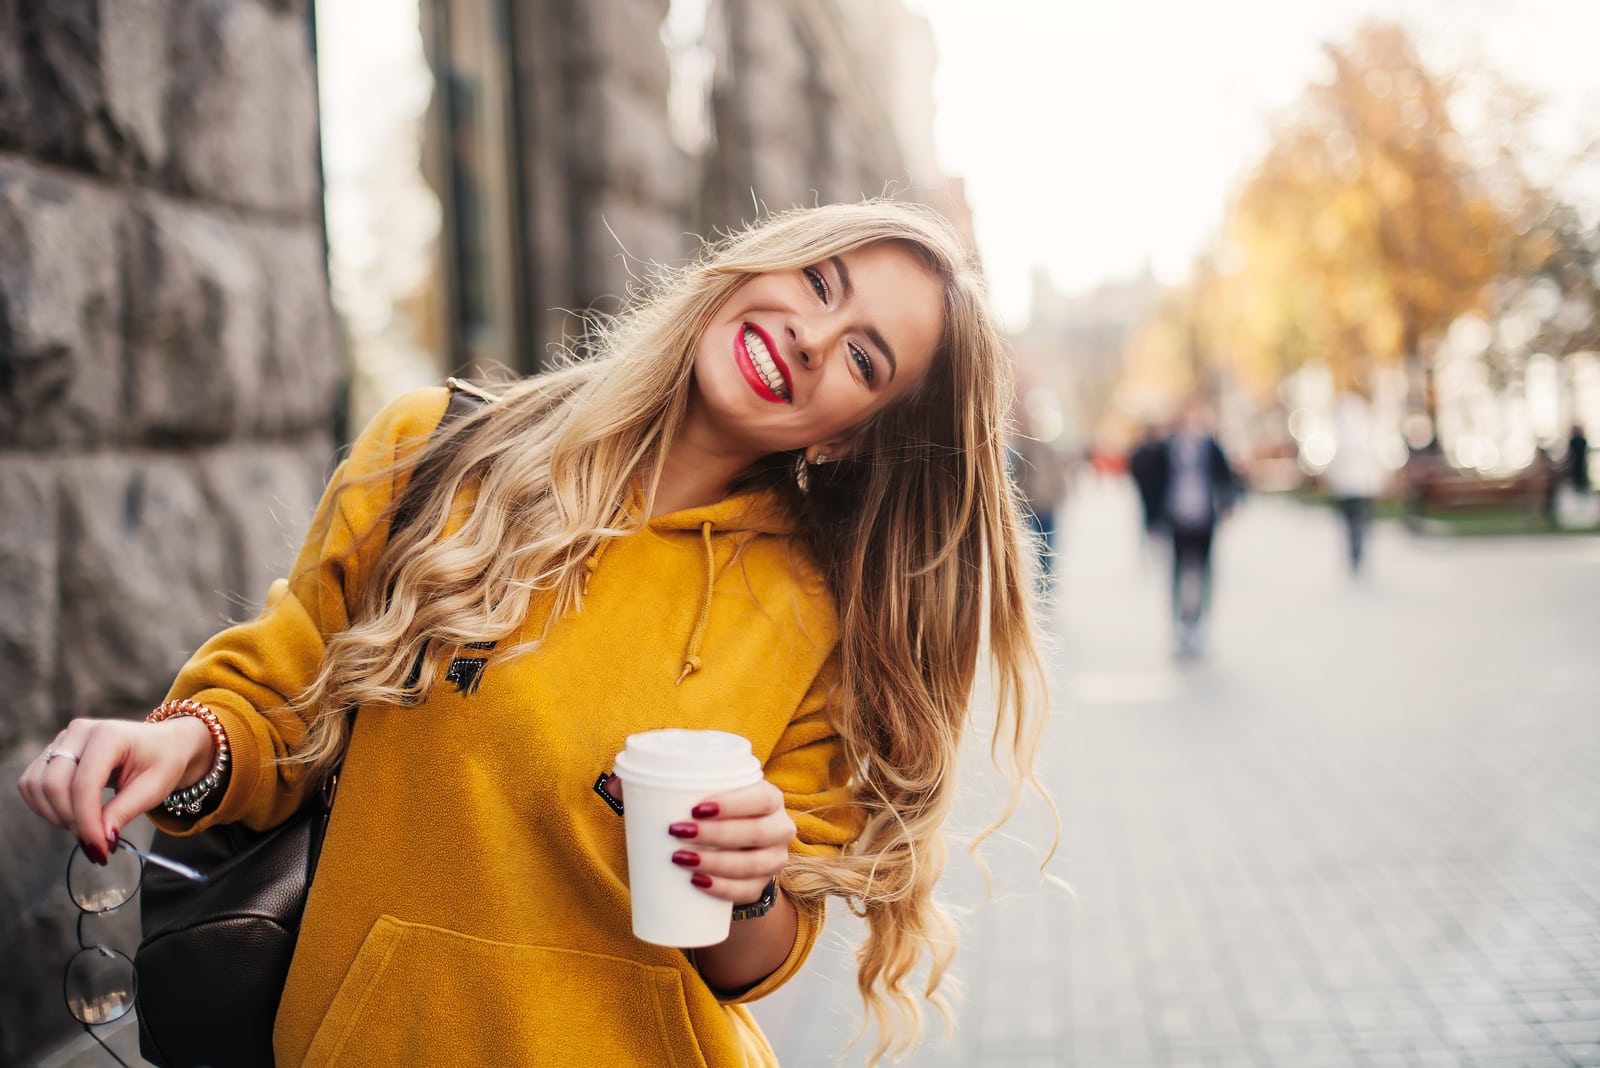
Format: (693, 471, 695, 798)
(1127, 421, 1168, 559)
(1325, 390, 1385, 575)
(1569, 423, 1590, 493)
(1010, 405, 1072, 590)
(17, 202, 1052, 1067)
(1146, 398, 1241, 657)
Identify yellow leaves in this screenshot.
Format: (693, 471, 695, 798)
(1206, 21, 1528, 395)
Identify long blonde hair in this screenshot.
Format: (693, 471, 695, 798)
(290, 200, 1051, 1064)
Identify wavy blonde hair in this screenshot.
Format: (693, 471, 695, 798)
(289, 200, 1051, 1064)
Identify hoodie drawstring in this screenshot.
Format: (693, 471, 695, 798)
(676, 521, 715, 685)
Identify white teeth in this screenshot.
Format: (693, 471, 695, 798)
(743, 327, 789, 399)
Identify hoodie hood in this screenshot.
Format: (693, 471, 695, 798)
(645, 486, 799, 537)
(582, 486, 808, 686)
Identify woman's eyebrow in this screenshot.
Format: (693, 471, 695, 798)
(829, 255, 899, 382)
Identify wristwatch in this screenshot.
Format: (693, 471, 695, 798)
(731, 878, 777, 921)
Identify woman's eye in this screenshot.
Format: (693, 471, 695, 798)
(850, 342, 875, 384)
(803, 265, 829, 302)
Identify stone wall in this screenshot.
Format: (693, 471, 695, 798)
(705, 0, 911, 235)
(504, 0, 694, 363)
(0, 2, 342, 1062)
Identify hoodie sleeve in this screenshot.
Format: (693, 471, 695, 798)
(148, 387, 453, 836)
(715, 650, 862, 1004)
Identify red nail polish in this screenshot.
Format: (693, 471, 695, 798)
(691, 802, 719, 819)
(108, 828, 120, 851)
(691, 873, 713, 889)
(671, 850, 700, 867)
(668, 822, 698, 839)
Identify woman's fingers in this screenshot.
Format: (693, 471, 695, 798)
(687, 871, 780, 905)
(683, 842, 790, 881)
(676, 802, 795, 849)
(33, 723, 94, 831)
(69, 722, 132, 859)
(691, 779, 783, 820)
(670, 779, 795, 902)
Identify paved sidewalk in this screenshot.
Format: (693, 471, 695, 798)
(756, 481, 1600, 1067)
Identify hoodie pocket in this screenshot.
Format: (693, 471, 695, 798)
(305, 915, 709, 1068)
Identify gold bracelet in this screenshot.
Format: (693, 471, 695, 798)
(146, 698, 231, 816)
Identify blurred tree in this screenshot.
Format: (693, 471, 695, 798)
(1511, 200, 1600, 360)
(1214, 22, 1530, 425)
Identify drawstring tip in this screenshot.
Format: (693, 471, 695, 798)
(675, 657, 702, 686)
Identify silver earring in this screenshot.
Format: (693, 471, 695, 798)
(811, 452, 829, 465)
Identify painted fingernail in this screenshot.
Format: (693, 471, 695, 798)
(668, 822, 698, 839)
(690, 873, 713, 889)
(107, 828, 120, 851)
(671, 850, 701, 867)
(691, 802, 719, 819)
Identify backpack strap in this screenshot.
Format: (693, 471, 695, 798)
(391, 382, 493, 537)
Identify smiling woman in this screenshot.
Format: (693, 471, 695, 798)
(17, 200, 1054, 1067)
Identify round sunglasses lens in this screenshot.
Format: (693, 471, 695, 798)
(67, 844, 140, 912)
(64, 946, 136, 1025)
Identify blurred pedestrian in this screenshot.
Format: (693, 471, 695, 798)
(1146, 398, 1241, 656)
(1325, 391, 1384, 574)
(1569, 423, 1590, 493)
(1010, 415, 1071, 589)
(1128, 422, 1166, 552)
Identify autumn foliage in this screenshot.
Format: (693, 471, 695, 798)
(1211, 23, 1529, 399)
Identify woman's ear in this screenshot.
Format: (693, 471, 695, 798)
(805, 435, 858, 465)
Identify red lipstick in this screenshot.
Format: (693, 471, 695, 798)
(734, 323, 792, 404)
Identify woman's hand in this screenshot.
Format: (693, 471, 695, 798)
(16, 716, 215, 863)
(665, 779, 796, 905)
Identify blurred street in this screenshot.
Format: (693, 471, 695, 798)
(756, 479, 1600, 1067)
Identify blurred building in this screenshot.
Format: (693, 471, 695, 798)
(0, 1, 959, 1063)
(1014, 265, 1169, 450)
(342, 0, 966, 426)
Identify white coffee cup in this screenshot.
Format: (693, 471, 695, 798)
(613, 729, 763, 947)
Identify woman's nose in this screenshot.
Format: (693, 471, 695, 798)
(787, 320, 830, 370)
(786, 325, 813, 369)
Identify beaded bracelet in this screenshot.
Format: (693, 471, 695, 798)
(146, 698, 231, 816)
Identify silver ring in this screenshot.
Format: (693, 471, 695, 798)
(44, 747, 80, 765)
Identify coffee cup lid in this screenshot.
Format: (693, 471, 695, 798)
(613, 729, 762, 789)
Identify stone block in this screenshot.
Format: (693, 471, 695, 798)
(739, 2, 809, 86)
(0, 162, 127, 448)
(253, 227, 345, 435)
(57, 455, 233, 717)
(5, 0, 171, 177)
(101, 0, 173, 171)
(123, 198, 266, 439)
(578, 198, 693, 308)
(571, 0, 671, 97)
(0, 461, 59, 750)
(0, 0, 26, 148)
(569, 76, 693, 215)
(166, 0, 319, 214)
(198, 437, 331, 605)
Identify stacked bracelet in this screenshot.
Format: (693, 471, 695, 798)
(146, 698, 230, 816)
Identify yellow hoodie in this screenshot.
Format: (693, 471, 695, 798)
(153, 387, 860, 1067)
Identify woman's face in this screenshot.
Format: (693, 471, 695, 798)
(688, 241, 944, 465)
